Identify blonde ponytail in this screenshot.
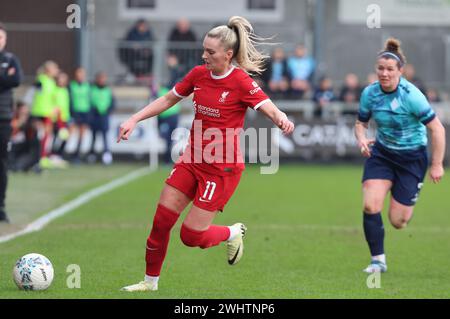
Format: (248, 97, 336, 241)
(207, 16, 270, 74)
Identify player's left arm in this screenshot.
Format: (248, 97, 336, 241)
(240, 75, 293, 135)
(409, 88, 446, 183)
(258, 101, 294, 135)
(426, 117, 446, 183)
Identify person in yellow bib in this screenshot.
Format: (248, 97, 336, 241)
(30, 60, 59, 168)
(89, 72, 115, 165)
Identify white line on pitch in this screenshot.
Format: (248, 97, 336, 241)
(0, 167, 152, 244)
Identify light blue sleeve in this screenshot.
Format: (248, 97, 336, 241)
(408, 87, 435, 125)
(358, 86, 371, 122)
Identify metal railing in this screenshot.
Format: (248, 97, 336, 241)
(104, 40, 302, 86)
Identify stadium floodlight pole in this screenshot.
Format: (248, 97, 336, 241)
(312, 0, 324, 81)
(148, 116, 159, 171)
(381, 31, 391, 51)
(76, 0, 91, 79)
(152, 40, 166, 90)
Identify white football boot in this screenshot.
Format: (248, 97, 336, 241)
(363, 260, 388, 273)
(227, 223, 247, 265)
(120, 280, 158, 292)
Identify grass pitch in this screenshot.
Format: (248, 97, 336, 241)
(1, 164, 449, 299)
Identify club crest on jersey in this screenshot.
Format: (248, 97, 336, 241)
(219, 91, 230, 103)
(390, 98, 400, 111)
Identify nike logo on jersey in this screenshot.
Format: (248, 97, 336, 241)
(194, 87, 201, 91)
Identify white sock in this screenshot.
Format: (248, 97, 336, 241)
(227, 225, 240, 241)
(372, 254, 386, 264)
(144, 275, 159, 284)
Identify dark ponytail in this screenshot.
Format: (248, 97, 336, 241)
(378, 37, 406, 68)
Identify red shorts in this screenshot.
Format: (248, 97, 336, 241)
(165, 162, 242, 212)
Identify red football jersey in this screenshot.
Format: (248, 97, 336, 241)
(173, 65, 270, 175)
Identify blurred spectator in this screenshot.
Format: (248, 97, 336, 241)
(426, 88, 441, 103)
(31, 60, 59, 169)
(403, 63, 427, 94)
(118, 19, 154, 80)
(287, 44, 315, 99)
(89, 72, 115, 165)
(168, 18, 198, 70)
(9, 101, 40, 173)
(166, 53, 186, 87)
(69, 67, 91, 163)
(313, 76, 335, 118)
(157, 86, 180, 165)
(52, 72, 71, 161)
(0, 23, 23, 222)
(339, 73, 362, 116)
(339, 73, 362, 103)
(366, 72, 377, 85)
(261, 47, 290, 99)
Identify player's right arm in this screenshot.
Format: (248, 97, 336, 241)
(117, 91, 181, 142)
(354, 86, 375, 157)
(355, 120, 374, 157)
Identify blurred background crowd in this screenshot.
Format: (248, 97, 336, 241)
(1, 0, 450, 175)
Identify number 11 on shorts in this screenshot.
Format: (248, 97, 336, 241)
(202, 181, 217, 201)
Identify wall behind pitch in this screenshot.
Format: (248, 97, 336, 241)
(0, 0, 77, 82)
(89, 0, 310, 81)
(319, 0, 450, 90)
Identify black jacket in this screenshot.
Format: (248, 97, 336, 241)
(261, 58, 290, 84)
(0, 50, 22, 121)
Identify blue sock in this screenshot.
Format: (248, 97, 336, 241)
(363, 212, 384, 256)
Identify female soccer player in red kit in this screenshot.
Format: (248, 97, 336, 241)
(119, 16, 294, 291)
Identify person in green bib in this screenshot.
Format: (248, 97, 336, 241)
(90, 72, 115, 165)
(52, 72, 71, 159)
(157, 86, 180, 164)
(69, 67, 91, 162)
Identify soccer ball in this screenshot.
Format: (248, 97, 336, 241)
(12, 253, 54, 291)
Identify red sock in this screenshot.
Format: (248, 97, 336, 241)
(56, 112, 64, 130)
(180, 224, 230, 249)
(40, 118, 53, 158)
(145, 204, 180, 276)
(40, 132, 50, 158)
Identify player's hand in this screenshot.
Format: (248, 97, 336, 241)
(117, 117, 138, 143)
(429, 163, 444, 184)
(358, 138, 375, 157)
(277, 111, 294, 135)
